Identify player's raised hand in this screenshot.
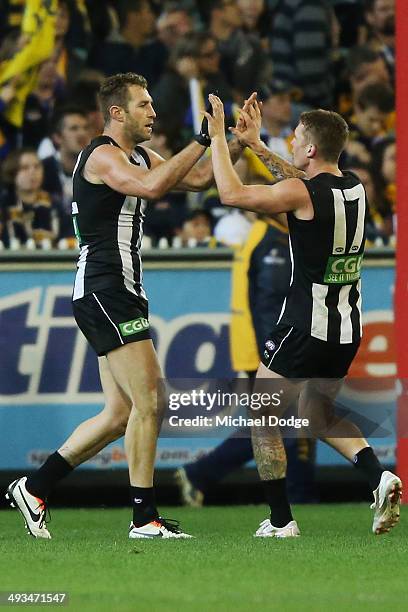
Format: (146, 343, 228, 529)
(230, 98, 262, 149)
(202, 94, 225, 139)
(235, 92, 257, 133)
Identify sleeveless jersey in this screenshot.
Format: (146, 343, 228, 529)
(71, 136, 150, 301)
(278, 171, 367, 344)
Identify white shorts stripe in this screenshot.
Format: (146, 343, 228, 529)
(92, 293, 124, 345)
(338, 285, 353, 343)
(311, 283, 329, 341)
(356, 279, 363, 336)
(267, 326, 294, 369)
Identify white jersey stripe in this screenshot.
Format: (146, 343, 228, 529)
(73, 245, 89, 300)
(346, 183, 366, 253)
(311, 283, 329, 341)
(92, 293, 124, 345)
(118, 195, 138, 296)
(288, 234, 294, 286)
(72, 150, 83, 178)
(332, 188, 347, 254)
(338, 285, 353, 343)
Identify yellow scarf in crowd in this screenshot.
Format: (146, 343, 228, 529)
(0, 0, 57, 127)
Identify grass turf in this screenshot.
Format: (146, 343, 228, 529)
(0, 504, 406, 611)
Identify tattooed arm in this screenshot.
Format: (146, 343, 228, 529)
(248, 139, 305, 181)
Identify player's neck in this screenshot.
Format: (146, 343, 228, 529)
(103, 127, 138, 157)
(305, 161, 343, 179)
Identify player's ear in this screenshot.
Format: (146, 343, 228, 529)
(307, 144, 317, 159)
(109, 105, 125, 123)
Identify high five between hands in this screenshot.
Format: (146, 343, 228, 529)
(204, 92, 262, 149)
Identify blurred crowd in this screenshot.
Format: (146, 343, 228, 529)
(0, 0, 396, 251)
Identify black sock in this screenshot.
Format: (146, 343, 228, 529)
(130, 486, 159, 527)
(262, 478, 293, 528)
(26, 452, 73, 500)
(353, 446, 384, 491)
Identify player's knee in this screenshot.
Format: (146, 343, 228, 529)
(106, 409, 129, 436)
(139, 392, 166, 421)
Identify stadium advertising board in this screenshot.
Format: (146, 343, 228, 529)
(0, 263, 396, 469)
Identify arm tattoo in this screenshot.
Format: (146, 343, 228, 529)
(251, 427, 287, 480)
(253, 142, 306, 183)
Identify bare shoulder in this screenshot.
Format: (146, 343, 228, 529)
(84, 144, 131, 183)
(272, 178, 312, 217)
(271, 177, 309, 200)
(278, 178, 314, 221)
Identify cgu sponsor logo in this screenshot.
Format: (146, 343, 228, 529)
(119, 317, 149, 336)
(324, 254, 363, 283)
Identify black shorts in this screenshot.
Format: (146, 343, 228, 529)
(72, 287, 151, 356)
(261, 323, 360, 379)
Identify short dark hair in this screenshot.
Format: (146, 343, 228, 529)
(98, 72, 148, 123)
(346, 46, 381, 77)
(300, 110, 349, 163)
(116, 0, 148, 29)
(356, 82, 394, 113)
(51, 105, 87, 135)
(1, 148, 39, 185)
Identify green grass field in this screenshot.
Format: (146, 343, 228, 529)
(0, 504, 406, 611)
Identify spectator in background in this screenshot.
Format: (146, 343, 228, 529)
(143, 121, 188, 245)
(0, 32, 22, 159)
(345, 81, 394, 165)
(0, 73, 19, 161)
(156, 3, 194, 51)
(371, 137, 396, 238)
(89, 0, 167, 88)
(68, 75, 104, 139)
(0, 148, 54, 248)
(193, 31, 234, 104)
(52, 0, 91, 84)
(364, 0, 395, 79)
(338, 45, 391, 117)
(345, 161, 388, 245)
(237, 0, 273, 50)
(181, 209, 220, 247)
(42, 106, 90, 244)
(22, 59, 65, 149)
(152, 37, 198, 146)
(270, 0, 334, 112)
(153, 32, 234, 147)
(207, 0, 272, 101)
(259, 81, 293, 162)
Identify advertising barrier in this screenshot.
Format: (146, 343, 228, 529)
(0, 251, 396, 469)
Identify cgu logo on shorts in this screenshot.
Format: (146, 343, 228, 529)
(119, 317, 150, 337)
(324, 254, 363, 284)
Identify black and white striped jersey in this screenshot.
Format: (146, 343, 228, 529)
(278, 171, 367, 344)
(71, 136, 150, 302)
